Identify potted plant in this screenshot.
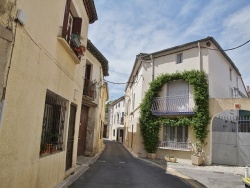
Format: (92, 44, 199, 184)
(191, 142, 204, 166)
(170, 156, 177, 163)
(165, 155, 171, 162)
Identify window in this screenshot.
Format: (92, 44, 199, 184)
(83, 63, 96, 100)
(121, 112, 124, 124)
(177, 53, 183, 64)
(117, 113, 119, 124)
(160, 125, 189, 150)
(164, 125, 188, 142)
(40, 91, 67, 156)
(229, 68, 232, 81)
(62, 0, 84, 58)
(132, 93, 135, 111)
(113, 129, 115, 136)
(230, 88, 234, 98)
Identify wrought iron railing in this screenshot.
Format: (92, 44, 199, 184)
(83, 79, 97, 100)
(151, 94, 195, 115)
(159, 141, 191, 151)
(40, 93, 65, 156)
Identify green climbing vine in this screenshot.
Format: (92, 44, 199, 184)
(139, 70, 209, 153)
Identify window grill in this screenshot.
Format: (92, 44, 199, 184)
(40, 92, 66, 156)
(159, 140, 191, 151)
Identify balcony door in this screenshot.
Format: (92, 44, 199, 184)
(167, 80, 189, 113)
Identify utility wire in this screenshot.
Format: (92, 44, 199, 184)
(104, 79, 136, 85)
(204, 39, 250, 51)
(109, 70, 130, 75)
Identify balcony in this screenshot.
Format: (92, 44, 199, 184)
(83, 79, 96, 100)
(151, 94, 195, 115)
(158, 141, 191, 151)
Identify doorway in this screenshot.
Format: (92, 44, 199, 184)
(66, 104, 77, 171)
(77, 105, 89, 156)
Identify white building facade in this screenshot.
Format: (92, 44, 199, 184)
(124, 37, 248, 164)
(109, 96, 125, 142)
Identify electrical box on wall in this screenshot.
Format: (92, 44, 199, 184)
(16, 9, 27, 26)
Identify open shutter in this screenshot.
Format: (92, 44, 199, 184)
(72, 17, 82, 35)
(62, 0, 71, 39)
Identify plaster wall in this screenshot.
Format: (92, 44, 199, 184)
(208, 44, 247, 98)
(0, 26, 13, 118)
(83, 50, 106, 156)
(0, 0, 90, 187)
(109, 98, 125, 140)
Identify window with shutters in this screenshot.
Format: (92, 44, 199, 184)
(61, 0, 85, 59)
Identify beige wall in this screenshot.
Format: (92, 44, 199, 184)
(83, 50, 107, 156)
(0, 0, 91, 187)
(0, 26, 13, 117)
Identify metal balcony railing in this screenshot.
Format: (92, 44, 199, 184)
(151, 94, 195, 115)
(158, 141, 191, 151)
(83, 79, 96, 100)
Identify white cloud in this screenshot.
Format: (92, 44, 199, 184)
(89, 0, 250, 100)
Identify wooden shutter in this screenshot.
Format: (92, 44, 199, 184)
(62, 0, 72, 38)
(72, 17, 82, 35)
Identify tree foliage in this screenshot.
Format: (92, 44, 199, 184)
(139, 70, 209, 153)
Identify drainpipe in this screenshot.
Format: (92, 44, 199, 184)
(198, 42, 203, 71)
(150, 54, 154, 81)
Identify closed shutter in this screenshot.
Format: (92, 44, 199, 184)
(72, 17, 82, 35)
(62, 0, 71, 38)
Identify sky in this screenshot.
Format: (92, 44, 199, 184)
(88, 0, 250, 101)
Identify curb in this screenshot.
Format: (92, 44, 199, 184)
(55, 144, 105, 188)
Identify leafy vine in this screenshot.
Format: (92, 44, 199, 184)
(139, 70, 209, 153)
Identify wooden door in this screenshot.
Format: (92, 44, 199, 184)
(66, 104, 76, 171)
(77, 105, 89, 156)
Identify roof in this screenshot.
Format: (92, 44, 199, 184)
(83, 0, 98, 24)
(110, 96, 125, 106)
(87, 39, 109, 76)
(126, 36, 241, 90)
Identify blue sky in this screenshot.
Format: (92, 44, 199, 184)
(88, 0, 250, 101)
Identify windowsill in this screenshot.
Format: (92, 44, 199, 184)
(158, 147, 191, 151)
(57, 37, 81, 64)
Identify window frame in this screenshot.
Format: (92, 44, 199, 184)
(176, 53, 183, 64)
(62, 0, 83, 59)
(40, 91, 67, 157)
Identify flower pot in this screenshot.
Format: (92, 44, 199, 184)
(170, 157, 177, 163)
(165, 156, 171, 162)
(147, 153, 156, 159)
(191, 155, 203, 166)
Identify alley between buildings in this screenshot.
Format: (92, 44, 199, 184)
(69, 141, 191, 188)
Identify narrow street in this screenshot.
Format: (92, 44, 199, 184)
(70, 141, 191, 188)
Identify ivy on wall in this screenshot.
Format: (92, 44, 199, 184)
(139, 70, 209, 153)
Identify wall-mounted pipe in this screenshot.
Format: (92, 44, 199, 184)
(150, 54, 154, 81)
(198, 42, 203, 71)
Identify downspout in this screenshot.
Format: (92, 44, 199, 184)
(150, 54, 154, 81)
(198, 42, 203, 71)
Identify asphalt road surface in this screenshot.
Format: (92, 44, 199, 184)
(70, 141, 191, 188)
